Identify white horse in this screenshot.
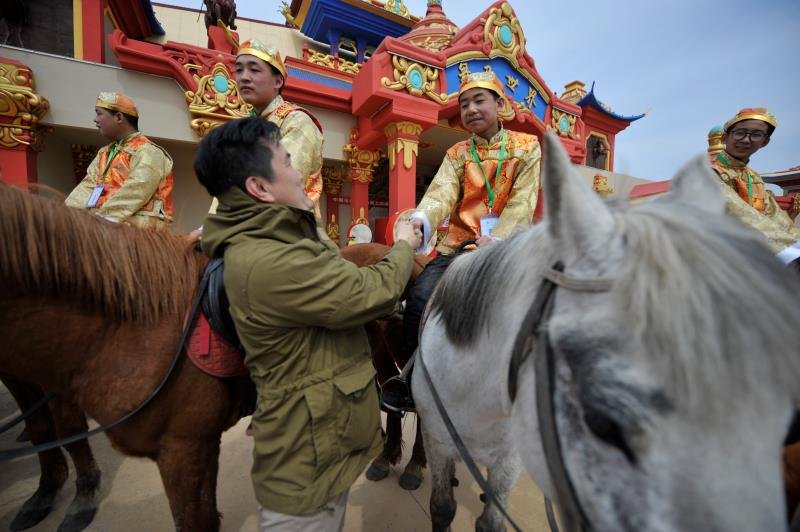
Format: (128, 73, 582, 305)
(412, 133, 800, 532)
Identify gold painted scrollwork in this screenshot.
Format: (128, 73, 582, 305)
(384, 0, 411, 19)
(548, 108, 580, 140)
(184, 62, 251, 137)
(483, 2, 526, 69)
(381, 55, 449, 105)
(343, 128, 382, 184)
(385, 121, 423, 170)
(0, 62, 50, 150)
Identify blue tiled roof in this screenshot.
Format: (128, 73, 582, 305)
(577, 82, 644, 122)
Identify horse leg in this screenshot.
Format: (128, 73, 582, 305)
(399, 417, 426, 490)
(49, 400, 101, 532)
(3, 379, 69, 531)
(156, 437, 222, 532)
(475, 453, 522, 532)
(428, 448, 456, 532)
(366, 412, 403, 481)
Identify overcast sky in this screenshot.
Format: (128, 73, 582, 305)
(159, 0, 800, 182)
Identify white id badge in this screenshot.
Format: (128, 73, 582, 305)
(479, 212, 499, 236)
(86, 184, 104, 208)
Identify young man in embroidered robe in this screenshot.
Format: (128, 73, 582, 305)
(208, 38, 324, 217)
(710, 107, 800, 265)
(381, 71, 541, 413)
(65, 92, 174, 230)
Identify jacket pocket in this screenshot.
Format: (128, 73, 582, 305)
(303, 381, 337, 471)
(333, 362, 380, 456)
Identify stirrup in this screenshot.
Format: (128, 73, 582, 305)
(380, 376, 415, 415)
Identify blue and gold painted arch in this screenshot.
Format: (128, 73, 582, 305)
(443, 57, 549, 123)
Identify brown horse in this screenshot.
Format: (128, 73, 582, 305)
(0, 184, 419, 531)
(340, 244, 431, 490)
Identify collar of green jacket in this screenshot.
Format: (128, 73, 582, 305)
(201, 187, 319, 258)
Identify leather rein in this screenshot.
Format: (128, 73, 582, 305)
(418, 261, 613, 532)
(0, 260, 221, 461)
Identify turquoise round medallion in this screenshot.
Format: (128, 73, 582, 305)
(408, 69, 423, 90)
(559, 115, 570, 132)
(213, 74, 228, 93)
(498, 25, 513, 46)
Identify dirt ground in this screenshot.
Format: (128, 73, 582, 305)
(0, 384, 552, 531)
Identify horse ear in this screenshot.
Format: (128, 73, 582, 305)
(543, 132, 615, 256)
(666, 154, 725, 214)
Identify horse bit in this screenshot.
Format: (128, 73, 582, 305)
(419, 261, 613, 532)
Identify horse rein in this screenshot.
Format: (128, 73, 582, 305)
(508, 262, 613, 532)
(0, 261, 220, 461)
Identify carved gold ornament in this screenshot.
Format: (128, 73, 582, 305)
(184, 62, 251, 137)
(385, 121, 422, 170)
(326, 213, 340, 240)
(343, 128, 382, 184)
(0, 62, 50, 150)
(384, 0, 411, 19)
(381, 55, 448, 105)
(482, 2, 525, 69)
(592, 174, 614, 197)
(548, 108, 580, 140)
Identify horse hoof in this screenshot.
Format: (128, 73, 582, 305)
(451, 476, 459, 487)
(10, 506, 52, 531)
(57, 508, 97, 532)
(365, 459, 390, 481)
(399, 471, 423, 490)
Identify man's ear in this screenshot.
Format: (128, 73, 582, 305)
(762, 135, 771, 149)
(275, 75, 285, 92)
(245, 175, 275, 203)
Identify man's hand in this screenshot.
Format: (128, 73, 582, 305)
(396, 220, 422, 250)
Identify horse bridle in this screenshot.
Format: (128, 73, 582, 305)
(508, 261, 613, 532)
(418, 261, 613, 532)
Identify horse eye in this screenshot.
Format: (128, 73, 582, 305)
(583, 408, 637, 464)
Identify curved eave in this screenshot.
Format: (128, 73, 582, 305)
(578, 82, 644, 123)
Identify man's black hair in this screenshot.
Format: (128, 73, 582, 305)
(194, 117, 282, 197)
(121, 112, 138, 130)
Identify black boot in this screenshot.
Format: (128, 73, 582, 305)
(380, 375, 415, 414)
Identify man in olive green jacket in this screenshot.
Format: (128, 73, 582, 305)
(195, 117, 421, 530)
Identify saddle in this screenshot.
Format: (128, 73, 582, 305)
(186, 258, 248, 378)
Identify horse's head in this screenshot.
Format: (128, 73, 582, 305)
(522, 134, 800, 531)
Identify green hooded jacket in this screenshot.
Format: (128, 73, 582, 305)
(202, 188, 413, 515)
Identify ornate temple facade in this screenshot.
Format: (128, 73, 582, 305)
(0, 0, 651, 239)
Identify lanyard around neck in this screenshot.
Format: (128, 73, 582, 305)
(99, 137, 129, 184)
(717, 152, 753, 202)
(471, 129, 506, 211)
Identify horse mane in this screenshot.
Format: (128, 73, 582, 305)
(618, 201, 800, 407)
(0, 184, 205, 324)
(431, 197, 800, 408)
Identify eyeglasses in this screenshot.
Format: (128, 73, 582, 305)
(730, 128, 768, 142)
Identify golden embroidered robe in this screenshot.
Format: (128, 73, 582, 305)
(416, 129, 541, 254)
(710, 150, 800, 252)
(65, 132, 174, 230)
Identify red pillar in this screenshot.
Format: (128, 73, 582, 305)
(0, 58, 50, 189)
(76, 0, 106, 62)
(322, 165, 344, 244)
(384, 121, 422, 214)
(0, 148, 38, 189)
(343, 128, 381, 236)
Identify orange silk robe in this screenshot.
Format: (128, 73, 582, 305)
(417, 128, 541, 254)
(65, 132, 174, 230)
(710, 151, 800, 253)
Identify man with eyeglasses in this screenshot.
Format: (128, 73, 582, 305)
(710, 107, 800, 264)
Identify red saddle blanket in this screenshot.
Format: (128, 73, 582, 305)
(186, 312, 248, 378)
